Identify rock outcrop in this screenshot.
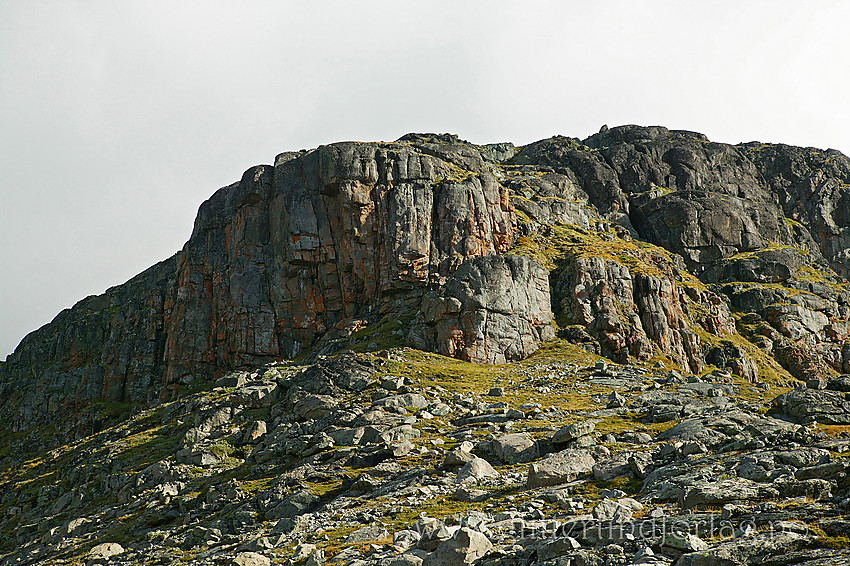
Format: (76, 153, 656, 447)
(415, 254, 554, 363)
(2, 125, 849, 440)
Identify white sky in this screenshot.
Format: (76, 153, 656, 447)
(2, 0, 849, 359)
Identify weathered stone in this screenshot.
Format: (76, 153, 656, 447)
(592, 452, 634, 481)
(552, 421, 596, 444)
(491, 432, 538, 464)
(675, 531, 811, 566)
(527, 449, 596, 488)
(457, 457, 499, 484)
(266, 490, 319, 520)
(346, 525, 390, 543)
(591, 498, 633, 521)
(418, 254, 555, 363)
(422, 527, 492, 566)
(231, 552, 272, 566)
(681, 478, 780, 509)
(444, 441, 476, 469)
(88, 543, 124, 560)
(773, 387, 850, 424)
(375, 393, 429, 410)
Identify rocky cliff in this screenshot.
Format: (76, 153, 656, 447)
(2, 127, 849, 439)
(2, 126, 850, 566)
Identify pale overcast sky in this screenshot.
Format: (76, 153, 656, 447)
(2, 1, 849, 358)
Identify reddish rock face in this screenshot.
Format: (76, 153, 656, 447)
(3, 127, 849, 434)
(161, 142, 517, 386)
(2, 137, 522, 429)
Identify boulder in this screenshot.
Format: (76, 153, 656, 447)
(346, 525, 390, 543)
(231, 552, 271, 566)
(422, 527, 492, 566)
(552, 421, 596, 445)
(527, 449, 596, 488)
(88, 543, 124, 560)
(681, 478, 780, 509)
(457, 458, 499, 484)
(773, 386, 850, 424)
(491, 433, 538, 464)
(675, 531, 811, 566)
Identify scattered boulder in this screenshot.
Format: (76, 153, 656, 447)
(231, 552, 272, 566)
(773, 386, 850, 424)
(527, 449, 596, 488)
(457, 458, 500, 484)
(491, 432, 538, 464)
(422, 527, 492, 566)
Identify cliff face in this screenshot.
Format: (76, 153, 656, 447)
(2, 127, 849, 438)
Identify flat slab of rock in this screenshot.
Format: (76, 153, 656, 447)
(231, 552, 271, 566)
(374, 393, 429, 409)
(681, 478, 779, 509)
(773, 387, 850, 424)
(676, 531, 811, 566)
(527, 449, 596, 488)
(346, 525, 390, 543)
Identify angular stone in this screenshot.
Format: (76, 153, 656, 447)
(491, 432, 538, 464)
(527, 449, 596, 488)
(457, 457, 499, 484)
(422, 527, 492, 566)
(88, 543, 124, 560)
(681, 478, 780, 509)
(231, 552, 272, 566)
(591, 498, 633, 521)
(552, 421, 596, 444)
(346, 525, 390, 543)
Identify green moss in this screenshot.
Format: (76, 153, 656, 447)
(347, 312, 416, 353)
(724, 242, 803, 261)
(209, 439, 235, 459)
(811, 525, 850, 549)
(509, 222, 678, 280)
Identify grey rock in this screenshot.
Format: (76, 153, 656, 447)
(457, 457, 499, 484)
(420, 255, 555, 363)
(536, 536, 582, 562)
(491, 432, 538, 464)
(266, 489, 319, 519)
(393, 530, 422, 551)
(592, 452, 634, 481)
(444, 441, 476, 469)
(346, 525, 390, 543)
(88, 543, 124, 560)
(675, 531, 811, 566)
(552, 421, 596, 444)
(527, 449, 596, 488)
(773, 387, 850, 424)
(375, 393, 429, 410)
(422, 527, 492, 566)
(681, 478, 780, 509)
(591, 498, 633, 521)
(231, 552, 271, 566)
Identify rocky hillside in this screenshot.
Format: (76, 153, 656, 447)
(1, 126, 850, 565)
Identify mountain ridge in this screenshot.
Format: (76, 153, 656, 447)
(2, 126, 849, 440)
(3, 125, 850, 565)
